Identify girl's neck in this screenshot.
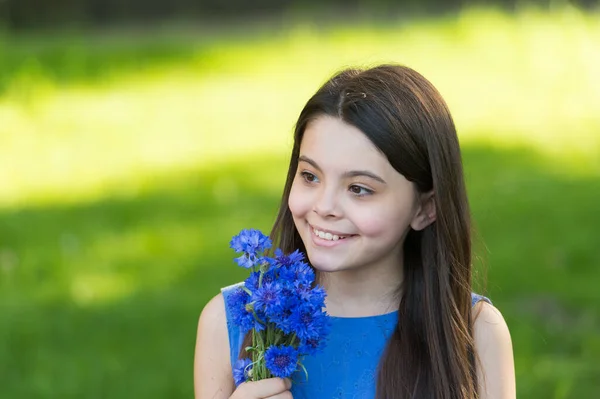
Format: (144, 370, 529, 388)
(318, 264, 403, 318)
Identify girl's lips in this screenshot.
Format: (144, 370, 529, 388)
(309, 225, 357, 247)
(309, 223, 351, 237)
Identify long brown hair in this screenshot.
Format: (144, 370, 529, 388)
(269, 64, 478, 399)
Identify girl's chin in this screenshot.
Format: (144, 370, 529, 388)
(305, 257, 347, 273)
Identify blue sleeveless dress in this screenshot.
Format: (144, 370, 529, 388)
(221, 283, 491, 399)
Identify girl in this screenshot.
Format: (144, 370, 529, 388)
(195, 64, 515, 399)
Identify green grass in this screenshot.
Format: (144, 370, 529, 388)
(1, 6, 599, 398)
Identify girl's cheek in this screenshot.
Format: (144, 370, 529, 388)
(288, 185, 309, 216)
(353, 207, 404, 237)
(354, 216, 387, 236)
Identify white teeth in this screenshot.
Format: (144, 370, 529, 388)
(313, 228, 346, 241)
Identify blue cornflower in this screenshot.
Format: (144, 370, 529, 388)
(226, 287, 255, 334)
(278, 267, 297, 285)
(268, 286, 301, 334)
(296, 261, 316, 284)
(297, 284, 326, 307)
(265, 345, 299, 378)
(261, 268, 277, 285)
(245, 268, 277, 292)
(273, 248, 305, 267)
(288, 303, 330, 341)
(230, 229, 272, 257)
(252, 309, 267, 332)
(279, 261, 315, 286)
(298, 336, 326, 356)
(234, 253, 259, 269)
(252, 281, 285, 316)
(233, 358, 253, 386)
(244, 271, 260, 291)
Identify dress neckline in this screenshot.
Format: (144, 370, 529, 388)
(327, 310, 398, 321)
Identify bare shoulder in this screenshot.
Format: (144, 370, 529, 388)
(194, 292, 234, 399)
(472, 300, 511, 341)
(472, 301, 516, 399)
(199, 292, 228, 330)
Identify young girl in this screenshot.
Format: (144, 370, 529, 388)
(194, 64, 515, 399)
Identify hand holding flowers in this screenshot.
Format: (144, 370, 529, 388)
(226, 229, 330, 386)
(228, 377, 292, 399)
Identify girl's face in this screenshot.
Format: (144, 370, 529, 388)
(288, 115, 429, 275)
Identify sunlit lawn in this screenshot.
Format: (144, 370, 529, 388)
(1, 6, 599, 398)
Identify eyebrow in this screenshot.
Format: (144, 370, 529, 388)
(298, 155, 387, 184)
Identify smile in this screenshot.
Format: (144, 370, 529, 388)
(312, 227, 348, 241)
(309, 224, 356, 247)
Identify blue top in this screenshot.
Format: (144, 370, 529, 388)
(221, 283, 491, 399)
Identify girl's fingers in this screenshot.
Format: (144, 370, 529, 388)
(239, 378, 292, 398)
(265, 392, 293, 399)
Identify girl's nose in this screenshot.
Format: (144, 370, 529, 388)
(313, 187, 341, 218)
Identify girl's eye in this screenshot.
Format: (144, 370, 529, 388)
(349, 185, 374, 196)
(300, 171, 319, 183)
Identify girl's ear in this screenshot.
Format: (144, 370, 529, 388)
(410, 190, 436, 231)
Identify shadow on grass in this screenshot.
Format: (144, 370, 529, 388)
(0, 16, 302, 96)
(0, 27, 238, 96)
(0, 144, 599, 398)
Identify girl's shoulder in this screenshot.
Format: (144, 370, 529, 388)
(471, 297, 516, 397)
(197, 292, 229, 358)
(471, 292, 492, 307)
(194, 291, 234, 397)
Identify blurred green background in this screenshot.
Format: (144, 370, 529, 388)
(1, 0, 599, 398)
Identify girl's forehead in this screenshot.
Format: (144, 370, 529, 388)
(300, 116, 390, 171)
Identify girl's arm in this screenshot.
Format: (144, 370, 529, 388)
(194, 294, 294, 399)
(194, 293, 235, 399)
(473, 302, 516, 399)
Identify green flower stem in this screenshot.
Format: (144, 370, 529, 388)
(252, 330, 263, 380)
(258, 260, 269, 288)
(255, 329, 266, 379)
(288, 332, 297, 346)
(250, 309, 265, 328)
(251, 329, 258, 381)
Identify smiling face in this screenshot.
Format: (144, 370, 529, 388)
(288, 115, 425, 275)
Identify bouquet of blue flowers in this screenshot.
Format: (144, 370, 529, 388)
(227, 229, 330, 385)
